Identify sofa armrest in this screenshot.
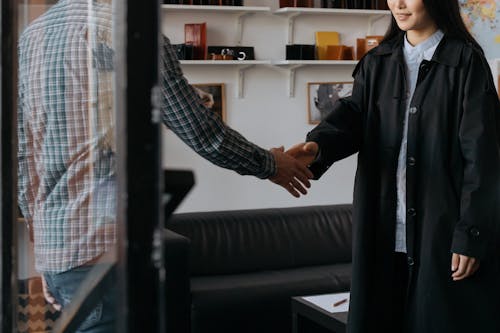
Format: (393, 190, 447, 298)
(163, 228, 191, 333)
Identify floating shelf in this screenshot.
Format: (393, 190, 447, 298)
(272, 60, 358, 97)
(274, 7, 391, 43)
(162, 5, 271, 45)
(272, 60, 358, 66)
(274, 7, 390, 16)
(180, 60, 271, 65)
(161, 4, 271, 14)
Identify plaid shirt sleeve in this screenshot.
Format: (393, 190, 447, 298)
(159, 36, 276, 179)
(17, 40, 36, 223)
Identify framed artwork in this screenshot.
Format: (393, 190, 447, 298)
(193, 83, 226, 122)
(307, 82, 353, 124)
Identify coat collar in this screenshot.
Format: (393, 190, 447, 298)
(373, 34, 463, 68)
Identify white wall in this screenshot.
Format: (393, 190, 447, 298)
(162, 0, 390, 212)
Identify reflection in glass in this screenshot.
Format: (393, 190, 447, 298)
(16, 0, 118, 331)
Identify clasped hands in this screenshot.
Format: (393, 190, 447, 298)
(269, 142, 319, 198)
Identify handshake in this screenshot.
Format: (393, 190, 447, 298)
(268, 142, 319, 198)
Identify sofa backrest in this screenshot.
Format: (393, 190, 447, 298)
(167, 204, 352, 276)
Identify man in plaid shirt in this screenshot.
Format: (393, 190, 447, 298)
(17, 1, 313, 331)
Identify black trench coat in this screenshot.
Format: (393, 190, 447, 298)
(307, 35, 500, 333)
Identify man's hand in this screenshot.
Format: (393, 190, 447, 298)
(285, 142, 319, 167)
(194, 87, 215, 108)
(451, 253, 480, 281)
(269, 147, 314, 198)
(41, 275, 62, 311)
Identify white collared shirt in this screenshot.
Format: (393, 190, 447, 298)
(395, 30, 444, 253)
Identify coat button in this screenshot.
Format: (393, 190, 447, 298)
(407, 257, 415, 266)
(409, 106, 418, 114)
(407, 208, 416, 217)
(408, 157, 416, 166)
(469, 227, 480, 237)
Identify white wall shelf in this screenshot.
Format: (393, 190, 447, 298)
(180, 60, 271, 98)
(180, 60, 271, 65)
(272, 60, 358, 97)
(168, 4, 389, 98)
(161, 4, 271, 13)
(274, 7, 391, 44)
(272, 60, 358, 66)
(162, 5, 271, 45)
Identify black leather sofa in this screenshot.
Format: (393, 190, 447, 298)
(164, 204, 353, 333)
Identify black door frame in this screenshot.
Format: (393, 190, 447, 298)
(1, 0, 18, 331)
(0, 0, 164, 332)
(121, 0, 164, 332)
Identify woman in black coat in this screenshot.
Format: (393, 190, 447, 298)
(289, 0, 500, 332)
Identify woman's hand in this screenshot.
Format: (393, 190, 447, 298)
(285, 142, 319, 167)
(451, 253, 480, 281)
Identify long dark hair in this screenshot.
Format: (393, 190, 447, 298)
(383, 0, 484, 53)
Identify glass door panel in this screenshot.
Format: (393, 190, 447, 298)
(11, 0, 124, 332)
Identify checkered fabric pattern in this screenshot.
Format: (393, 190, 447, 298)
(160, 35, 275, 179)
(18, 0, 275, 273)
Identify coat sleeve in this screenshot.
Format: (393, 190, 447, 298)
(451, 50, 500, 260)
(306, 57, 367, 179)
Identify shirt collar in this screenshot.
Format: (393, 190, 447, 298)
(374, 33, 463, 68)
(404, 29, 444, 61)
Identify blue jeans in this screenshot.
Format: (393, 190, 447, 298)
(44, 265, 116, 333)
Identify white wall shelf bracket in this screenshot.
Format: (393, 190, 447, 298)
(162, 5, 271, 45)
(286, 13, 301, 45)
(287, 65, 303, 97)
(236, 12, 254, 45)
(274, 8, 391, 43)
(272, 64, 303, 97)
(271, 60, 358, 97)
(237, 64, 256, 99)
(367, 14, 388, 35)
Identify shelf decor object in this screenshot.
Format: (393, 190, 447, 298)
(163, 5, 271, 46)
(325, 45, 354, 60)
(274, 7, 391, 44)
(193, 83, 227, 122)
(173, 44, 195, 60)
(185, 22, 207, 60)
(280, 0, 314, 8)
(315, 31, 340, 60)
(328, 0, 388, 9)
(286, 44, 316, 60)
(163, 0, 243, 5)
(164, 3, 390, 98)
(321, 0, 343, 8)
(207, 46, 255, 60)
(307, 81, 353, 124)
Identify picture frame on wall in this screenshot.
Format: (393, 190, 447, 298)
(307, 82, 353, 124)
(193, 83, 226, 122)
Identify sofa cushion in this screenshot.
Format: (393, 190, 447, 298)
(191, 263, 351, 310)
(190, 263, 351, 333)
(168, 204, 352, 276)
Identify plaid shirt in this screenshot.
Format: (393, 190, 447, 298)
(18, 0, 275, 273)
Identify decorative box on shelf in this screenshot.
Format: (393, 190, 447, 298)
(280, 0, 314, 7)
(163, 0, 243, 5)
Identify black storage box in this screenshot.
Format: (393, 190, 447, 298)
(173, 44, 194, 60)
(286, 44, 316, 60)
